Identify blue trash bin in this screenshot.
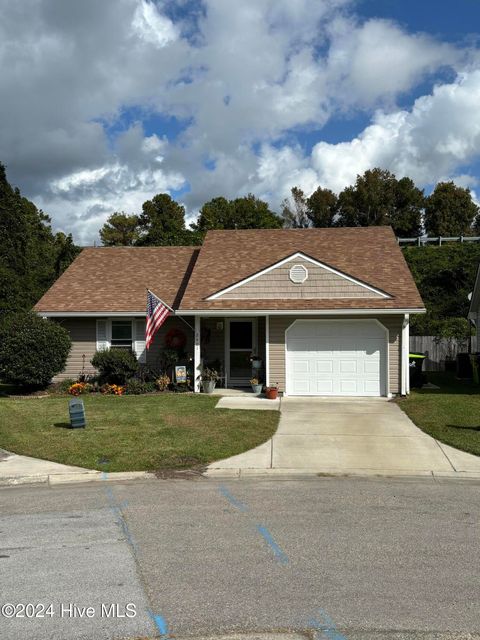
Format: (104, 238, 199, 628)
(68, 398, 86, 428)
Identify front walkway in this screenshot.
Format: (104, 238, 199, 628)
(207, 397, 480, 478)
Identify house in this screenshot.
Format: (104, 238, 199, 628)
(34, 227, 425, 397)
(468, 262, 480, 352)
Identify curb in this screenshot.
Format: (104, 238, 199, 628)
(0, 471, 156, 487)
(204, 467, 480, 480)
(2, 468, 480, 487)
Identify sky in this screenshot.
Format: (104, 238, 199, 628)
(1, 0, 480, 244)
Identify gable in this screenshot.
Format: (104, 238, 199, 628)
(207, 253, 390, 301)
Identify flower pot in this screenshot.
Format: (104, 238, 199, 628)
(251, 383, 263, 394)
(202, 380, 216, 394)
(265, 387, 278, 400)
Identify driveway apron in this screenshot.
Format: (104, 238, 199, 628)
(208, 397, 480, 475)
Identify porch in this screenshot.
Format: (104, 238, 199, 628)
(194, 316, 268, 392)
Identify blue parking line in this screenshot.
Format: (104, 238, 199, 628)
(102, 486, 171, 636)
(103, 486, 138, 553)
(308, 609, 348, 639)
(148, 609, 169, 636)
(256, 524, 289, 565)
(219, 484, 248, 512)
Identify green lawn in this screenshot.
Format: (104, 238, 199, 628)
(397, 372, 480, 457)
(0, 393, 279, 472)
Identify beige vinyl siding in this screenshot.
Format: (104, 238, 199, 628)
(53, 318, 97, 381)
(380, 315, 402, 395)
(54, 316, 194, 381)
(221, 258, 384, 300)
(268, 315, 403, 395)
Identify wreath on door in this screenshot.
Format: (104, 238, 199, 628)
(164, 327, 187, 351)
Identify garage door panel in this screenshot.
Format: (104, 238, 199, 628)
(292, 380, 311, 394)
(316, 360, 333, 373)
(339, 360, 357, 373)
(316, 380, 333, 393)
(286, 320, 386, 397)
(364, 360, 380, 374)
(292, 359, 310, 373)
(365, 380, 380, 393)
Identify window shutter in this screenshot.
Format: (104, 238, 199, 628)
(96, 319, 109, 351)
(134, 319, 147, 363)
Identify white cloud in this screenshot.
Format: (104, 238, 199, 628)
(132, 0, 178, 47)
(308, 70, 480, 193)
(0, 0, 477, 242)
(325, 17, 458, 107)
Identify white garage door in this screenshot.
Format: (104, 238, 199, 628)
(286, 320, 387, 397)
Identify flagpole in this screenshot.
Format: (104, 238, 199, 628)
(147, 289, 194, 332)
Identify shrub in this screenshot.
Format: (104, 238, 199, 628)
(0, 312, 71, 388)
(125, 379, 156, 395)
(91, 348, 138, 384)
(55, 378, 77, 393)
(136, 364, 162, 382)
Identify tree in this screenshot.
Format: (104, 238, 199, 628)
(281, 187, 311, 228)
(0, 163, 80, 313)
(336, 168, 423, 236)
(192, 194, 282, 232)
(136, 194, 200, 246)
(53, 232, 81, 278)
(403, 243, 480, 335)
(193, 197, 232, 233)
(0, 312, 71, 387)
(307, 186, 338, 227)
(99, 212, 140, 246)
(392, 177, 425, 237)
(231, 194, 283, 229)
(281, 186, 338, 228)
(424, 181, 479, 237)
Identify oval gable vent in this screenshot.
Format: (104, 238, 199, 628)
(289, 264, 308, 284)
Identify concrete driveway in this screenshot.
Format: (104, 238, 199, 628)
(208, 397, 480, 477)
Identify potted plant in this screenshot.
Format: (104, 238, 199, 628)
(201, 367, 219, 394)
(250, 377, 263, 394)
(265, 383, 279, 400)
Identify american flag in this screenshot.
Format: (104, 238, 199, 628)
(146, 290, 171, 349)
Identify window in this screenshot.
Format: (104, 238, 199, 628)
(111, 320, 132, 349)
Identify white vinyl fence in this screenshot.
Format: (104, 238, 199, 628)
(409, 336, 474, 371)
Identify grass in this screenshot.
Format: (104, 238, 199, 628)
(397, 372, 480, 457)
(0, 393, 279, 472)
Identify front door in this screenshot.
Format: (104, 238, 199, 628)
(227, 319, 256, 386)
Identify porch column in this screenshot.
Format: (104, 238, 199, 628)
(194, 315, 201, 392)
(401, 313, 410, 395)
(265, 315, 270, 387)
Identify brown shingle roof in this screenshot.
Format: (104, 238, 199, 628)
(34, 246, 199, 313)
(179, 227, 424, 310)
(34, 227, 424, 313)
